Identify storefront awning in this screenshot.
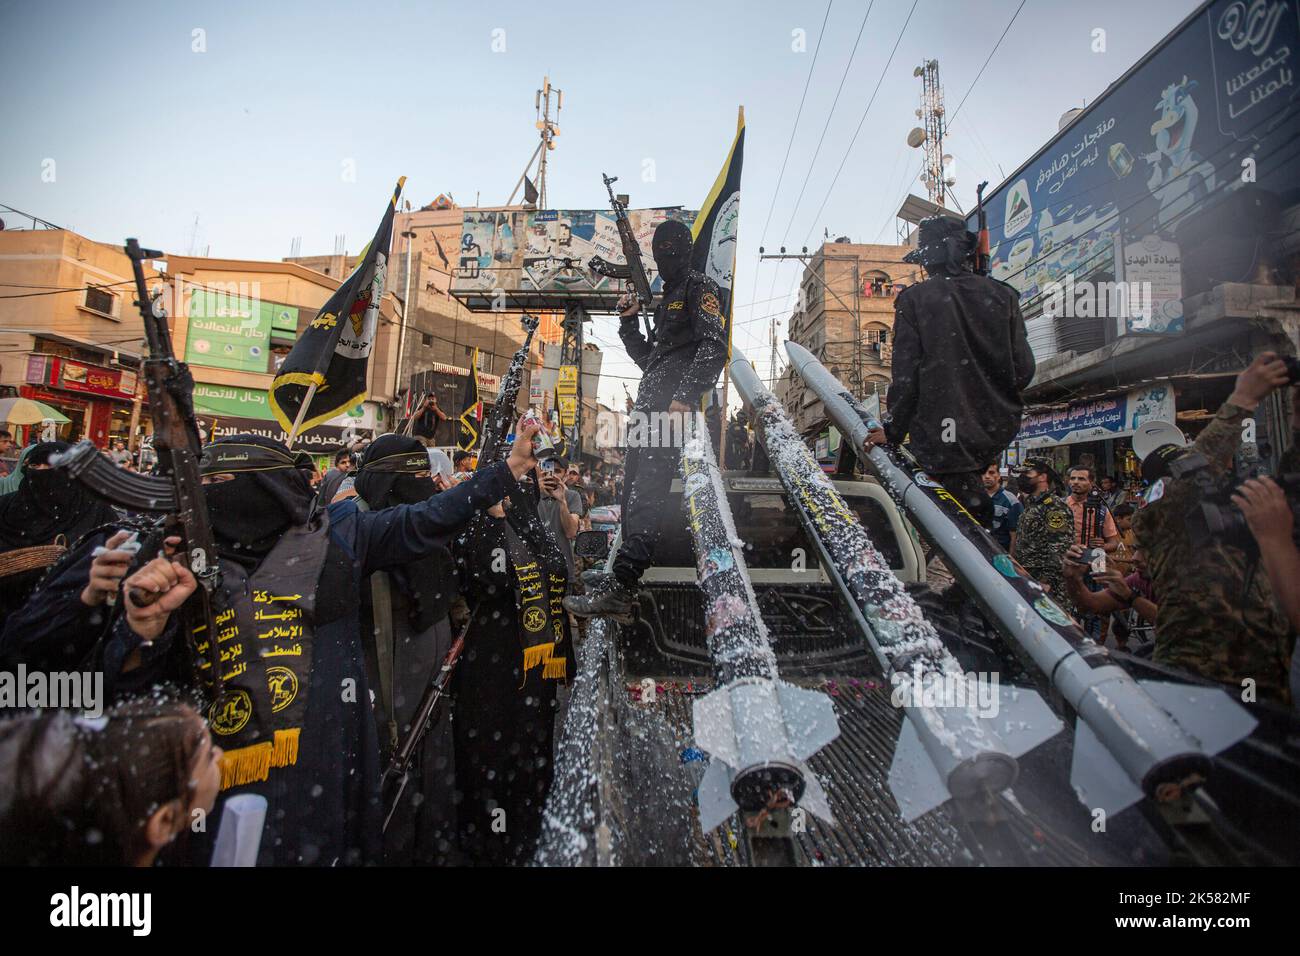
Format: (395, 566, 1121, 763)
(1014, 381, 1176, 449)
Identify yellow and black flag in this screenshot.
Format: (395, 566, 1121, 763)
(270, 177, 405, 440)
(690, 106, 744, 352)
(456, 348, 482, 452)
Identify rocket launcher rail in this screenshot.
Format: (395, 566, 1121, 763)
(784, 340, 1258, 816)
(730, 352, 1062, 821)
(678, 413, 840, 833)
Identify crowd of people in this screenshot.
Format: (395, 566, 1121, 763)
(863, 215, 1299, 710)
(963, 362, 1299, 706)
(0, 211, 1296, 869)
(0, 410, 641, 866)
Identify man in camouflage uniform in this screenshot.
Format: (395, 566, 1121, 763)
(1012, 457, 1076, 618)
(1133, 352, 1293, 704)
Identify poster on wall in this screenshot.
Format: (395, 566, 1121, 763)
(969, 0, 1300, 331)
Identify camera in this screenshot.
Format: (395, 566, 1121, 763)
(1193, 472, 1300, 551)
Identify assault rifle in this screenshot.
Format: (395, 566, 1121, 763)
(380, 610, 474, 833)
(974, 180, 991, 276)
(475, 311, 540, 466)
(588, 173, 656, 343)
(52, 239, 222, 690)
(380, 312, 541, 828)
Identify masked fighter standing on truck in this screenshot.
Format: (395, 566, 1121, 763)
(566, 220, 727, 619)
(863, 216, 1035, 528)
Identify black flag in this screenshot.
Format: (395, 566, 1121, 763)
(524, 175, 539, 205)
(270, 177, 404, 438)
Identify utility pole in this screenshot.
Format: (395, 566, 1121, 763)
(758, 248, 865, 400)
(394, 200, 415, 401)
(535, 76, 562, 210)
(768, 317, 781, 390)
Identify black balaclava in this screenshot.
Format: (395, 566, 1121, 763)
(652, 219, 693, 285)
(903, 216, 976, 273)
(355, 434, 435, 508)
(0, 441, 112, 550)
(356, 433, 451, 631)
(199, 435, 314, 564)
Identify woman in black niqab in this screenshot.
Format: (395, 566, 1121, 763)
(0, 441, 117, 627)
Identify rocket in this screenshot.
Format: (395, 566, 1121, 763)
(678, 413, 841, 832)
(730, 353, 1063, 821)
(784, 341, 1258, 816)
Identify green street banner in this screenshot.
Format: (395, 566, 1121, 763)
(270, 177, 404, 436)
(690, 106, 744, 352)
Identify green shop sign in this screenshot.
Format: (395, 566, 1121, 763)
(185, 290, 299, 372)
(193, 383, 275, 420)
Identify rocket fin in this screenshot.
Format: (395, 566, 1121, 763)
(1138, 680, 1257, 756)
(888, 716, 954, 822)
(795, 763, 836, 825)
(692, 690, 740, 769)
(776, 681, 841, 760)
(1070, 717, 1144, 816)
(697, 756, 739, 832)
(988, 685, 1064, 759)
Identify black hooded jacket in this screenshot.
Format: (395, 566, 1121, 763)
(619, 268, 728, 410)
(884, 269, 1035, 473)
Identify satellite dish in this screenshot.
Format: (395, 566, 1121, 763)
(913, 66, 924, 77)
(942, 153, 953, 164)
(907, 127, 927, 148)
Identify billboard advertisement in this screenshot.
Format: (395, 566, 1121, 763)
(451, 207, 697, 311)
(971, 0, 1300, 336)
(184, 289, 299, 372)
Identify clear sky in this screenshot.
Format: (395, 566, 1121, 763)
(0, 0, 1202, 408)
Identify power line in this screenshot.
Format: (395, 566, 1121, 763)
(774, 1, 877, 252)
(756, 0, 833, 256)
(799, 0, 921, 250)
(741, 0, 833, 367)
(947, 0, 1028, 129)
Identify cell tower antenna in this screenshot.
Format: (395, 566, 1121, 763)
(906, 59, 953, 207)
(507, 76, 563, 208)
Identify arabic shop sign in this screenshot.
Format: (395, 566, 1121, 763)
(1015, 382, 1177, 448)
(195, 414, 363, 453)
(971, 0, 1300, 324)
(193, 383, 275, 420)
(184, 289, 281, 372)
(51, 361, 135, 403)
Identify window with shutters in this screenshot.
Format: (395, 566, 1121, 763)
(84, 285, 117, 316)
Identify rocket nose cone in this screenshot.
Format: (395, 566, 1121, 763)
(784, 340, 814, 367)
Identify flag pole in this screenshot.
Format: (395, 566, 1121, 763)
(273, 177, 405, 451)
(286, 381, 319, 448)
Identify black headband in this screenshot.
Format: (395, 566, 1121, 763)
(199, 442, 312, 475)
(360, 451, 431, 474)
